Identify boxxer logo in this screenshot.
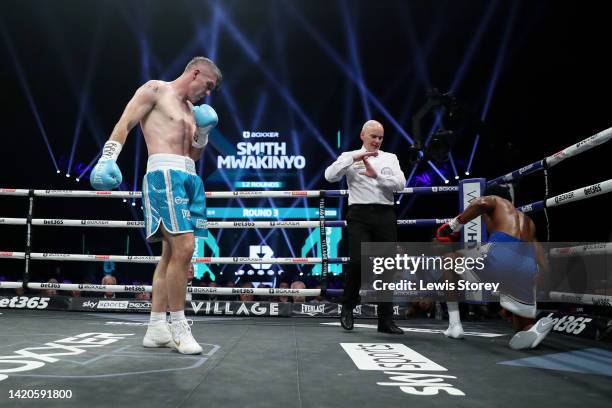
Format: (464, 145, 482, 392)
(81, 220, 109, 225)
(242, 131, 279, 139)
(554, 192, 574, 204)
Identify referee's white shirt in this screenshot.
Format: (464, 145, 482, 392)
(324, 147, 406, 206)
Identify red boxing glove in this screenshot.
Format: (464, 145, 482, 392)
(435, 223, 460, 242)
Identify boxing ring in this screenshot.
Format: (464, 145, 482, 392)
(487, 126, 612, 306)
(0, 186, 460, 303)
(0, 127, 611, 407)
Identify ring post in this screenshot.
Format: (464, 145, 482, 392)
(458, 178, 488, 246)
(318, 190, 329, 292)
(23, 189, 35, 288)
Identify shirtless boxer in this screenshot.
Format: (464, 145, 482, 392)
(90, 57, 221, 354)
(436, 185, 554, 350)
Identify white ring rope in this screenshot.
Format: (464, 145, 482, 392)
(0, 218, 453, 228)
(0, 282, 22, 289)
(549, 291, 612, 306)
(0, 281, 322, 297)
(545, 179, 612, 208)
(549, 243, 612, 257)
(3, 280, 609, 303)
(0, 252, 349, 264)
(488, 126, 612, 186)
(0, 187, 458, 199)
(546, 126, 612, 168)
(3, 282, 609, 305)
(0, 219, 331, 229)
(518, 178, 612, 213)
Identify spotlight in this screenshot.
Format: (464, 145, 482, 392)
(76, 178, 80, 182)
(219, 272, 223, 275)
(66, 174, 70, 178)
(444, 179, 449, 184)
(395, 201, 400, 205)
(465, 171, 470, 176)
(267, 270, 274, 276)
(299, 272, 304, 276)
(122, 199, 127, 203)
(247, 270, 254, 276)
(454, 176, 459, 180)
(56, 170, 61, 174)
(257, 270, 264, 276)
(131, 201, 136, 207)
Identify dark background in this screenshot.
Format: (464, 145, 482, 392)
(0, 0, 610, 286)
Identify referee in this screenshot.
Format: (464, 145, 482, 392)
(324, 120, 406, 334)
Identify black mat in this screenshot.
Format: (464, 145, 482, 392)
(1, 310, 610, 408)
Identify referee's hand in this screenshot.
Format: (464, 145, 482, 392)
(359, 156, 378, 178)
(352, 151, 378, 162)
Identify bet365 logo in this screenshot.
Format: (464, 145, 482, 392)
(546, 312, 592, 335)
(0, 296, 50, 309)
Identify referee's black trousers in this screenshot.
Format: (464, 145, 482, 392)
(343, 204, 396, 320)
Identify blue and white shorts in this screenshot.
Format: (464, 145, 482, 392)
(460, 231, 538, 318)
(142, 154, 207, 243)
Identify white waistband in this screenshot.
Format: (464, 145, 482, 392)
(146, 154, 196, 175)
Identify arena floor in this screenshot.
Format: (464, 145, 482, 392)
(1, 310, 611, 408)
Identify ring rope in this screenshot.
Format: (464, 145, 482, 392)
(0, 281, 331, 297)
(0, 186, 458, 199)
(2, 281, 608, 305)
(549, 291, 612, 306)
(0, 252, 349, 264)
(0, 218, 454, 228)
(487, 126, 612, 186)
(549, 243, 612, 257)
(517, 178, 612, 213)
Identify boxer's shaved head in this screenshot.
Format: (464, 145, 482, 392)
(361, 120, 383, 134)
(360, 120, 384, 152)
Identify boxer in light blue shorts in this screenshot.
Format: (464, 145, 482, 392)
(142, 154, 207, 242)
(89, 56, 221, 355)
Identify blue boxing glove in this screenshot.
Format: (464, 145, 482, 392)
(192, 104, 218, 148)
(90, 141, 123, 190)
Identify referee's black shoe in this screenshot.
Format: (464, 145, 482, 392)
(377, 319, 404, 334)
(340, 304, 354, 330)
